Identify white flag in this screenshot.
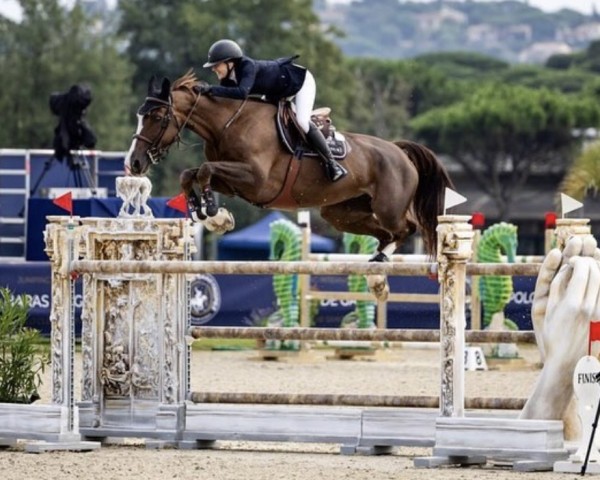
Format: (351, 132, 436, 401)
(444, 188, 467, 213)
(560, 193, 583, 217)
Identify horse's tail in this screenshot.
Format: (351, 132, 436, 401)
(395, 140, 455, 256)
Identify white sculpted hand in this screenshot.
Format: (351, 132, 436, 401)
(522, 235, 600, 423)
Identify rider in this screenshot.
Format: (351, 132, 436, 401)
(200, 39, 347, 183)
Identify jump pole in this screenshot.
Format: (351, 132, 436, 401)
(43, 177, 593, 465)
(69, 214, 479, 418)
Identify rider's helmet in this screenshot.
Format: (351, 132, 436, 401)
(203, 39, 243, 68)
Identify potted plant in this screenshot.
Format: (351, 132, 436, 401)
(0, 287, 48, 404)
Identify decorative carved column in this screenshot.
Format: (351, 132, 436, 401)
(436, 215, 474, 418)
(553, 218, 591, 251)
(46, 177, 194, 442)
(42, 215, 89, 444)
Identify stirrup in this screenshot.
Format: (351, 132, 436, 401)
(328, 162, 347, 182)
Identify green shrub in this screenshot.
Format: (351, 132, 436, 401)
(0, 287, 48, 403)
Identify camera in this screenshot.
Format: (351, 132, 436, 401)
(50, 84, 97, 166)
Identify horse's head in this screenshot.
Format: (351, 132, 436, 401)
(125, 76, 181, 175)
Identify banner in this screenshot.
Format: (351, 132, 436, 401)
(0, 262, 536, 336)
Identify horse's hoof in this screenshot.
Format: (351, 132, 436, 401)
(367, 275, 390, 301)
(203, 208, 235, 234)
(369, 252, 389, 263)
(205, 203, 218, 217)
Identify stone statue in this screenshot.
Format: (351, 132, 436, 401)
(116, 176, 153, 218)
(521, 235, 600, 440)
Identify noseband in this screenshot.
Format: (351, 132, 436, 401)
(134, 96, 179, 165)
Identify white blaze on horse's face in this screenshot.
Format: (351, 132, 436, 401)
(124, 114, 144, 175)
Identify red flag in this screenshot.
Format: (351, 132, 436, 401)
(589, 322, 600, 355)
(52, 192, 73, 215)
(166, 193, 188, 215)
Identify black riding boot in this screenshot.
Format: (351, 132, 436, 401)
(306, 124, 347, 182)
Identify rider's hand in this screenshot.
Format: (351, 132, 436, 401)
(197, 85, 212, 96)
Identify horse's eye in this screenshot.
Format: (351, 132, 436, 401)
(152, 114, 163, 122)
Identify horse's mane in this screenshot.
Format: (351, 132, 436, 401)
(172, 69, 203, 92)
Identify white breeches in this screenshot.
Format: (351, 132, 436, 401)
(293, 70, 316, 133)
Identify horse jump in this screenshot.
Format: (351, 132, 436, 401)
(4, 177, 592, 464)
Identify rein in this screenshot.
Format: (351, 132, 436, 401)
(136, 89, 249, 163)
(217, 97, 249, 145)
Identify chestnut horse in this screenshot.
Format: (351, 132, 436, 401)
(126, 71, 453, 265)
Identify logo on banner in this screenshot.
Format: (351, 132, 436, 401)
(189, 274, 221, 325)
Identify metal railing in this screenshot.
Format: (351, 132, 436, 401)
(0, 149, 126, 259)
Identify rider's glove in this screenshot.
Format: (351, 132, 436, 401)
(198, 85, 212, 95)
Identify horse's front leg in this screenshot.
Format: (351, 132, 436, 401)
(202, 185, 218, 217)
(187, 163, 220, 217)
(180, 163, 253, 233)
(180, 168, 207, 221)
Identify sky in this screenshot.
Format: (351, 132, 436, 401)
(0, 0, 599, 20)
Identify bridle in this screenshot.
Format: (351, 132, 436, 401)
(134, 93, 200, 165)
(132, 96, 178, 165)
(134, 88, 246, 165)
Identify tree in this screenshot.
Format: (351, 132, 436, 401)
(343, 59, 412, 138)
(560, 142, 600, 200)
(499, 64, 597, 94)
(411, 83, 600, 218)
(341, 57, 470, 140)
(0, 0, 134, 150)
(414, 51, 510, 82)
(548, 39, 600, 74)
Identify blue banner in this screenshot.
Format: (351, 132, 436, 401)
(0, 262, 535, 336)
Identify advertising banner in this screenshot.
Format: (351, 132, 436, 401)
(0, 263, 535, 336)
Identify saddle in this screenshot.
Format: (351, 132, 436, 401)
(275, 101, 349, 160)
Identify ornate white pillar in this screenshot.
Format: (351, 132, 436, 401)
(47, 177, 194, 442)
(553, 218, 591, 250)
(436, 215, 474, 417)
(44, 216, 83, 439)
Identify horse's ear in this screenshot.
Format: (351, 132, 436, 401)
(159, 77, 171, 101)
(147, 75, 158, 95)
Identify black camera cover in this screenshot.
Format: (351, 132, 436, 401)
(50, 84, 97, 164)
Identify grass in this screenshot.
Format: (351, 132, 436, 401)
(35, 337, 257, 352)
(190, 338, 256, 351)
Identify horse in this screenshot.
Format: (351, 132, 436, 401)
(125, 71, 454, 298)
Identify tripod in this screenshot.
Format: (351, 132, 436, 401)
(29, 151, 98, 198)
(581, 374, 600, 476)
(67, 152, 98, 193)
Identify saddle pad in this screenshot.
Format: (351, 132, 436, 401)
(275, 103, 349, 161)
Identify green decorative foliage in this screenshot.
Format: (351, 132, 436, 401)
(269, 219, 302, 329)
(0, 287, 48, 403)
(477, 223, 518, 329)
(342, 233, 378, 329)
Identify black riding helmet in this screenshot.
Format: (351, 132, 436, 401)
(203, 39, 243, 68)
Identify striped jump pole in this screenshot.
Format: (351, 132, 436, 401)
(70, 259, 541, 277)
(188, 392, 527, 410)
(188, 326, 537, 344)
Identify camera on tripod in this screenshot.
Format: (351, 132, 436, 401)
(50, 84, 97, 167)
(25, 84, 100, 201)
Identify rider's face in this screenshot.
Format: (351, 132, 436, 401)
(212, 62, 231, 80)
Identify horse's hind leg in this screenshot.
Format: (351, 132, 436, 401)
(321, 194, 417, 260)
(320, 195, 394, 249)
(368, 158, 419, 256)
(321, 197, 396, 301)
